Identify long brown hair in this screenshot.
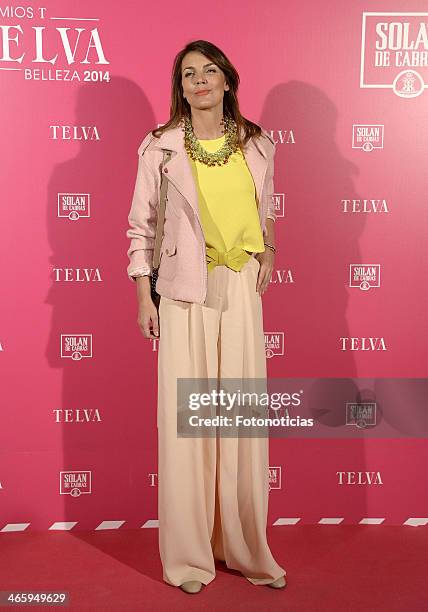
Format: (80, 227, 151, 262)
(151, 40, 263, 149)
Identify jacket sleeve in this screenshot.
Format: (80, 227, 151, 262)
(126, 135, 159, 281)
(262, 132, 277, 232)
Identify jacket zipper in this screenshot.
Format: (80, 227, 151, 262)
(259, 163, 268, 237)
(161, 168, 207, 304)
(196, 216, 208, 304)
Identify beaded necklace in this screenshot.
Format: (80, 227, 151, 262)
(183, 115, 239, 166)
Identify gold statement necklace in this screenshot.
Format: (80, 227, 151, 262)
(183, 115, 239, 166)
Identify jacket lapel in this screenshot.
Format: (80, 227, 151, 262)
(152, 121, 269, 217)
(153, 125, 199, 216)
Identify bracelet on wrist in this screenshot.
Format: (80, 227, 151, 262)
(264, 242, 276, 254)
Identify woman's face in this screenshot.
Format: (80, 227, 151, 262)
(181, 51, 229, 111)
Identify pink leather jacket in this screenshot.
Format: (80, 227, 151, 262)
(126, 119, 277, 304)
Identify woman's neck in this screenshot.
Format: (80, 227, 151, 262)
(189, 111, 225, 140)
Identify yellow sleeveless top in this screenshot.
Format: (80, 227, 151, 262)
(187, 134, 265, 272)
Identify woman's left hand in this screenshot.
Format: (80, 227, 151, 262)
(255, 248, 275, 296)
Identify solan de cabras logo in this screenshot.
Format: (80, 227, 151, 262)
(360, 12, 428, 98)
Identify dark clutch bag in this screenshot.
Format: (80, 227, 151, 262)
(150, 268, 160, 309)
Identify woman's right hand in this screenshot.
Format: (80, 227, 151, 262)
(138, 298, 159, 339)
(135, 275, 160, 339)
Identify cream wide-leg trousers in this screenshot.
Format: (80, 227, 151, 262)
(157, 255, 286, 587)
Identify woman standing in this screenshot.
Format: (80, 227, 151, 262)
(126, 40, 286, 594)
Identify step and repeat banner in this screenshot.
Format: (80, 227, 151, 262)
(1, 1, 427, 531)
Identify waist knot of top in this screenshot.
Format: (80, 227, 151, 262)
(206, 246, 251, 272)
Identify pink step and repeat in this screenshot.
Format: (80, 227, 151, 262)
(1, 1, 427, 531)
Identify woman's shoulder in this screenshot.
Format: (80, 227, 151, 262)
(260, 127, 275, 148)
(137, 129, 159, 157)
(254, 126, 275, 157)
(137, 124, 180, 157)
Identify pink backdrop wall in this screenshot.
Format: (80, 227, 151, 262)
(1, 1, 427, 531)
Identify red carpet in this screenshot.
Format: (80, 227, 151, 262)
(0, 526, 427, 611)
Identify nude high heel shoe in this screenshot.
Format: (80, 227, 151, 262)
(267, 575, 287, 589)
(179, 580, 203, 594)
